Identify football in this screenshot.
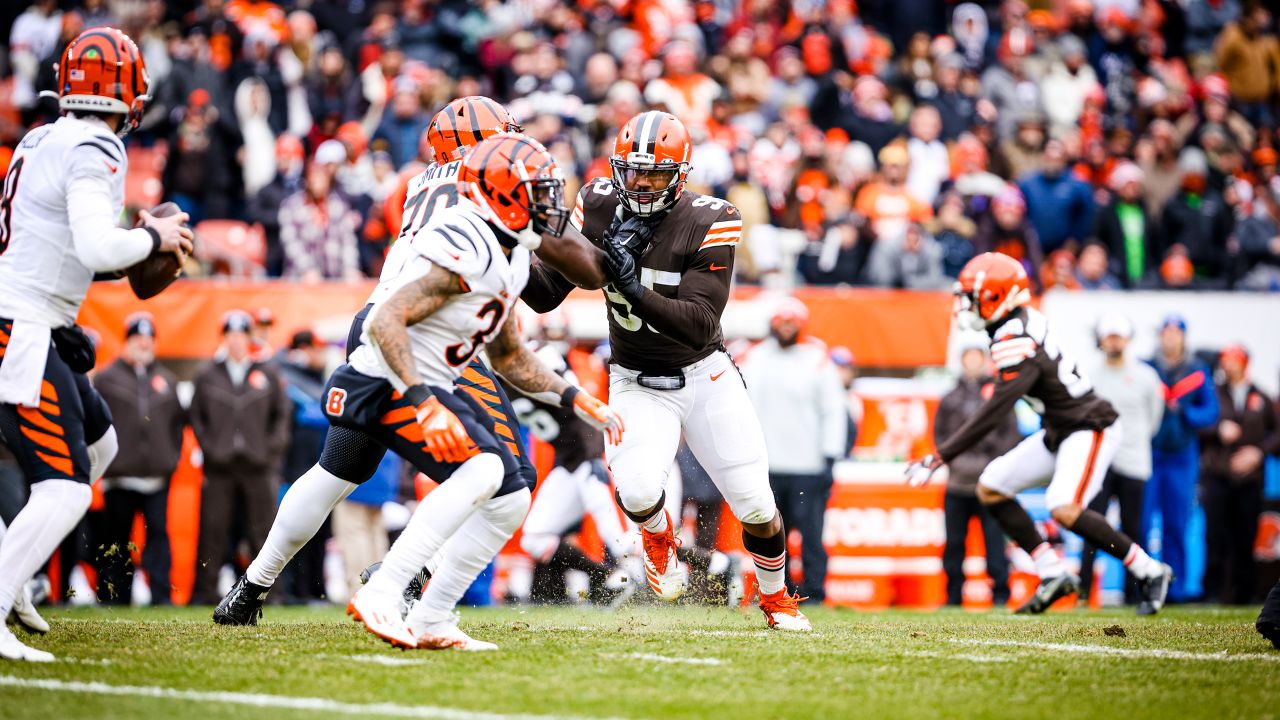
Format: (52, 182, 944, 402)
(128, 201, 189, 300)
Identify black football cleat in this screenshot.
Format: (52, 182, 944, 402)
(1015, 574, 1080, 614)
(1135, 564, 1173, 616)
(1258, 581, 1280, 650)
(359, 562, 431, 608)
(212, 576, 270, 626)
(1258, 620, 1280, 650)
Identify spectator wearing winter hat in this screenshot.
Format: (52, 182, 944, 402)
(189, 310, 290, 604)
(1215, 3, 1280, 127)
(1185, 75, 1256, 157)
(1201, 344, 1278, 605)
(973, 183, 1045, 287)
(1146, 315, 1220, 602)
(93, 314, 186, 605)
(279, 161, 363, 282)
(1041, 34, 1099, 137)
(1094, 161, 1164, 287)
(1160, 148, 1234, 284)
(1081, 312, 1164, 605)
(998, 110, 1047, 182)
(1019, 139, 1095, 254)
(840, 76, 904, 156)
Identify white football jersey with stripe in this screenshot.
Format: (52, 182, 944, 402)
(0, 116, 146, 327)
(350, 198, 529, 389)
(367, 159, 462, 306)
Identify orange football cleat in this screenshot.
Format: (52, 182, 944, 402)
(758, 589, 813, 632)
(640, 511, 687, 601)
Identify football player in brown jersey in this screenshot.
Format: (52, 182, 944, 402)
(907, 252, 1173, 615)
(524, 111, 810, 631)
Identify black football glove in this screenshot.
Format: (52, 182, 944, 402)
(602, 238, 644, 302)
(51, 324, 97, 374)
(606, 214, 658, 259)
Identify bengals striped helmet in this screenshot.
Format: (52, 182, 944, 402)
(954, 252, 1032, 330)
(457, 133, 567, 250)
(611, 111, 692, 217)
(54, 28, 151, 138)
(426, 96, 523, 165)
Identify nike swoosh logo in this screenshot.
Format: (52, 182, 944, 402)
(104, 162, 118, 174)
(709, 264, 728, 271)
(710, 370, 726, 381)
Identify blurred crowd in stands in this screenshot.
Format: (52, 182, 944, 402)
(4, 0, 1280, 289)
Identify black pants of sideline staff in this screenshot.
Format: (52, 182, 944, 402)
(1203, 474, 1264, 605)
(942, 491, 1010, 606)
(1080, 469, 1146, 604)
(97, 486, 172, 605)
(770, 472, 832, 601)
(192, 466, 277, 604)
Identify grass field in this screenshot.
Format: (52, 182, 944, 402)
(0, 604, 1275, 720)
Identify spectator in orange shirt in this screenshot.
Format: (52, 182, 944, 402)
(854, 144, 934, 243)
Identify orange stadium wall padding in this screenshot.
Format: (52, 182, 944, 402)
(79, 280, 955, 370)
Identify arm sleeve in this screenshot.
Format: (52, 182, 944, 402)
(1146, 370, 1165, 437)
(818, 359, 849, 459)
(937, 361, 1041, 462)
(521, 256, 577, 312)
(628, 243, 733, 350)
(66, 167, 155, 274)
(1182, 371, 1221, 430)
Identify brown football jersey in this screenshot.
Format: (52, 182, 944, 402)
(937, 307, 1119, 461)
(523, 177, 742, 373)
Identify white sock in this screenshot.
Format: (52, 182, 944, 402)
(408, 488, 530, 626)
(87, 427, 119, 484)
(1032, 542, 1067, 579)
(0, 480, 91, 617)
(641, 510, 669, 533)
(246, 464, 357, 587)
(365, 453, 503, 595)
(1123, 544, 1162, 580)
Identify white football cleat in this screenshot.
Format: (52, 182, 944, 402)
(411, 612, 497, 651)
(0, 627, 53, 662)
(9, 585, 49, 634)
(640, 512, 687, 601)
(347, 586, 416, 649)
(759, 589, 813, 632)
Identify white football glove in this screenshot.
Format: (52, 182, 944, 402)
(905, 454, 944, 487)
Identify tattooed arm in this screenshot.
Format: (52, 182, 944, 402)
(366, 263, 464, 391)
(487, 313, 627, 442)
(485, 314, 572, 403)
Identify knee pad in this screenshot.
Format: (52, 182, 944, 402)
(613, 468, 666, 515)
(87, 426, 119, 484)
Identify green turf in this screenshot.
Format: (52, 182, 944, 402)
(0, 604, 1274, 720)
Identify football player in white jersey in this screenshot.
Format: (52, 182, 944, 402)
(215, 98, 609, 629)
(0, 28, 191, 662)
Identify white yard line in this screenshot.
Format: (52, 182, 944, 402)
(603, 652, 728, 666)
(949, 638, 1280, 663)
(686, 630, 769, 638)
(0, 675, 624, 720)
(904, 651, 1013, 664)
(343, 654, 434, 667)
